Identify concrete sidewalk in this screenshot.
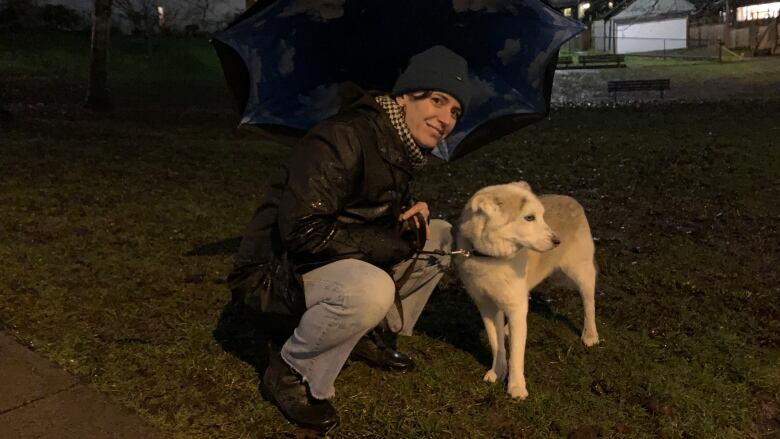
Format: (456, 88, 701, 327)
(0, 332, 166, 439)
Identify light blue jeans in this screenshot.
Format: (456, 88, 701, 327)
(280, 219, 453, 399)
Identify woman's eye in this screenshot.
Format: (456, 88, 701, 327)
(452, 110, 461, 120)
(431, 97, 442, 104)
(524, 215, 535, 222)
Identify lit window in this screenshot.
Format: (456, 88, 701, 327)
(736, 2, 780, 21)
(578, 2, 591, 18)
(564, 7, 573, 16)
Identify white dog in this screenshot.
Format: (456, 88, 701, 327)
(455, 181, 599, 399)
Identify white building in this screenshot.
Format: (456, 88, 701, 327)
(35, 0, 245, 34)
(592, 0, 695, 54)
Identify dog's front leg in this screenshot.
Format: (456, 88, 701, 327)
(505, 287, 530, 399)
(477, 298, 506, 383)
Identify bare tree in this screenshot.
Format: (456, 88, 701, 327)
(85, 0, 113, 110)
(183, 0, 215, 28)
(114, 0, 158, 35)
(113, 0, 187, 34)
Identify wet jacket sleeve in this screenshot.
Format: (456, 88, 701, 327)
(276, 121, 412, 268)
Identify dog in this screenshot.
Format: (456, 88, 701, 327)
(455, 181, 599, 399)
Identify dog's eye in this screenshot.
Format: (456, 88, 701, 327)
(524, 215, 535, 222)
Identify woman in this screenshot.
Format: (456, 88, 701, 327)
(228, 45, 471, 431)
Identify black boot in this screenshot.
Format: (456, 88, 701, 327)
(261, 345, 339, 432)
(350, 328, 415, 372)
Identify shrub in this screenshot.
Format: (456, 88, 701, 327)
(0, 0, 84, 31)
(38, 4, 84, 31)
(0, 0, 39, 30)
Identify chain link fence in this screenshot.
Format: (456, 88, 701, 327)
(559, 27, 726, 61)
(588, 35, 724, 60)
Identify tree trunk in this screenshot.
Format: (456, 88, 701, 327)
(85, 0, 113, 110)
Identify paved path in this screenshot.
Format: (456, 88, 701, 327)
(0, 332, 165, 439)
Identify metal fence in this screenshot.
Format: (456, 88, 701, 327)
(568, 35, 724, 61)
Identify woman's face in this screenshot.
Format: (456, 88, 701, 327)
(396, 91, 462, 149)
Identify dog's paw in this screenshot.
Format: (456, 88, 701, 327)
(482, 369, 506, 383)
(507, 385, 528, 399)
(581, 331, 599, 347)
(483, 369, 500, 383)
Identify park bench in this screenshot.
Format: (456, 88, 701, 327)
(607, 79, 671, 102)
(580, 54, 626, 68)
(556, 55, 573, 69)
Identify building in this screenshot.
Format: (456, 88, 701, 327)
(591, 0, 695, 54)
(735, 0, 780, 21)
(547, 0, 595, 20)
(689, 0, 780, 55)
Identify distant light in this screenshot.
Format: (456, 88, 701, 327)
(157, 6, 165, 26)
(578, 2, 591, 18)
(564, 7, 573, 17)
(736, 2, 780, 21)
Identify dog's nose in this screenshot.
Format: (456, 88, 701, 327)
(552, 236, 561, 246)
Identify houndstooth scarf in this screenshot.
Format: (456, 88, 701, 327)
(375, 95, 426, 170)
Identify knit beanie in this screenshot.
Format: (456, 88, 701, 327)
(392, 45, 471, 113)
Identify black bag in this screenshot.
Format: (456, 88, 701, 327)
(228, 252, 306, 318)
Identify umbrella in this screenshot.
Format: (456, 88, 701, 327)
(212, 0, 583, 161)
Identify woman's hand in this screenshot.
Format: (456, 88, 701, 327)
(400, 201, 430, 239)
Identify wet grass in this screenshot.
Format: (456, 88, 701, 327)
(552, 55, 780, 105)
(623, 55, 780, 83)
(2, 30, 232, 109)
(3, 30, 222, 82)
(1, 32, 779, 438)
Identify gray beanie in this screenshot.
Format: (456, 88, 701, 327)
(392, 45, 471, 113)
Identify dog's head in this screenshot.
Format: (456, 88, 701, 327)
(459, 181, 560, 256)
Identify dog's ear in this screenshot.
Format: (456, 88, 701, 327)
(469, 193, 500, 216)
(511, 181, 531, 191)
(460, 193, 498, 239)
(458, 211, 484, 240)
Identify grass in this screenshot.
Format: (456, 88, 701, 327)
(622, 55, 780, 83)
(3, 30, 223, 81)
(551, 54, 780, 105)
(556, 48, 780, 87)
(1, 31, 780, 438)
(2, 30, 233, 108)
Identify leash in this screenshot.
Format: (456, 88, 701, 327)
(385, 252, 420, 334)
(384, 226, 496, 333)
(385, 247, 479, 334)
(416, 248, 495, 258)
(385, 249, 476, 334)
(417, 248, 470, 257)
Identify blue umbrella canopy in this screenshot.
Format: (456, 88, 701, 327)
(213, 0, 583, 161)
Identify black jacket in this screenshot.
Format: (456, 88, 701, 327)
(228, 92, 416, 328)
